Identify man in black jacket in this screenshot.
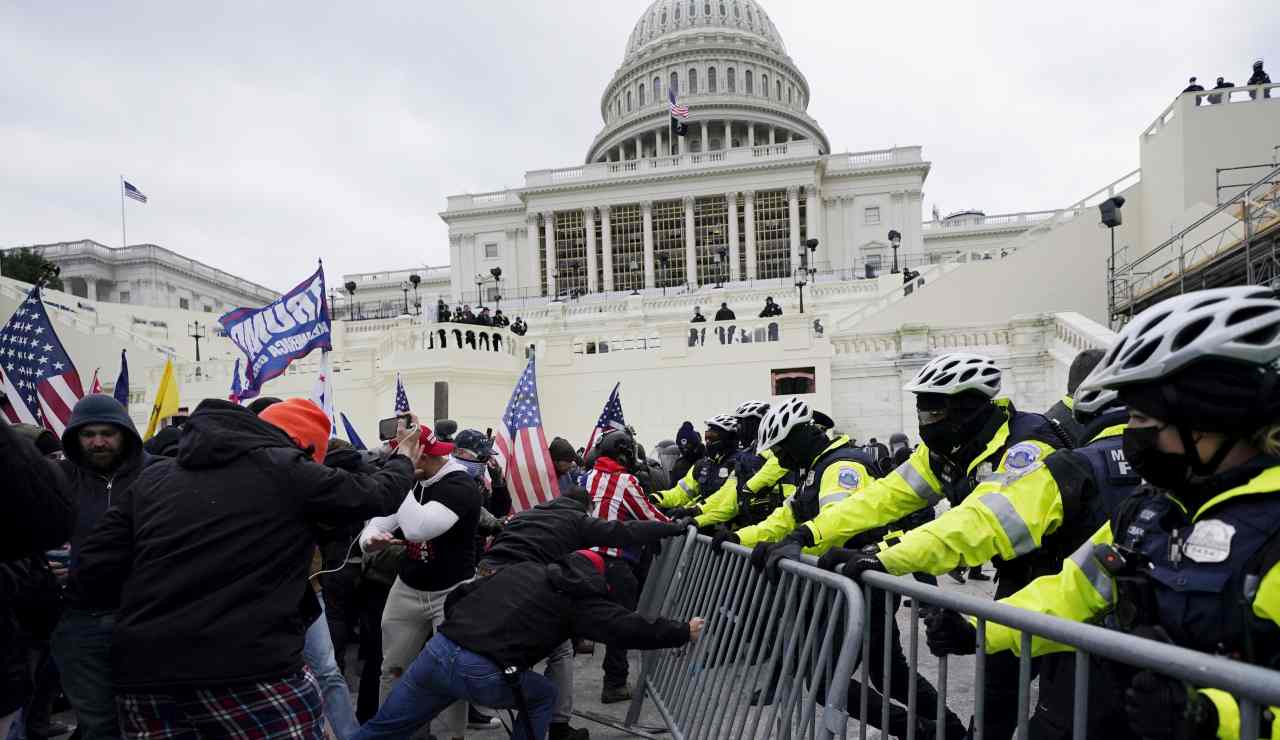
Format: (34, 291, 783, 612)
(479, 490, 686, 740)
(0, 421, 71, 562)
(74, 398, 419, 739)
(48, 394, 150, 740)
(354, 550, 701, 740)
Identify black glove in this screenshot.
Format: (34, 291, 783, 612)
(711, 527, 740, 555)
(1124, 671, 1218, 740)
(668, 506, 700, 519)
(817, 547, 888, 582)
(762, 531, 811, 583)
(923, 609, 977, 656)
(749, 542, 772, 572)
(673, 517, 696, 531)
(816, 547, 856, 573)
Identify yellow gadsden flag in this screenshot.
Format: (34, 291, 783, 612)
(144, 359, 181, 440)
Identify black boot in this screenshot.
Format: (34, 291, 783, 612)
(548, 721, 591, 740)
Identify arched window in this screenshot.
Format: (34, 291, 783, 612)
(761, 73, 768, 97)
(734, 1, 740, 18)
(719, 1, 726, 15)
(670, 70, 679, 96)
(727, 67, 736, 92)
(776, 79, 782, 100)
(661, 9, 667, 23)
(626, 90, 632, 112)
(639, 83, 646, 106)
(654, 76, 661, 100)
(747, 7, 754, 25)
(674, 3, 680, 19)
(745, 69, 753, 94)
(788, 85, 793, 104)
(708, 67, 717, 93)
(689, 0, 696, 17)
(688, 67, 698, 94)
(705, 1, 711, 15)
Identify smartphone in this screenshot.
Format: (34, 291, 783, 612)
(378, 414, 412, 441)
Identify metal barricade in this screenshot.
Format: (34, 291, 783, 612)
(616, 529, 866, 740)
(857, 570, 1280, 740)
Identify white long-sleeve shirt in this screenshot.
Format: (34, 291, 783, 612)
(359, 458, 467, 550)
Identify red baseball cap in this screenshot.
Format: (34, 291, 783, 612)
(418, 424, 455, 456)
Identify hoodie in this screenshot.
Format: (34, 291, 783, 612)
(441, 553, 690, 670)
(72, 399, 416, 690)
(59, 394, 150, 574)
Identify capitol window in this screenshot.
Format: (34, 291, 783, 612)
(864, 206, 881, 225)
(179, 297, 190, 310)
(727, 67, 736, 92)
(688, 68, 697, 94)
(733, 1, 740, 18)
(745, 69, 753, 94)
(120, 291, 131, 304)
(653, 76, 661, 99)
(674, 3, 680, 19)
(747, 7, 754, 25)
(776, 79, 782, 100)
(639, 83, 646, 106)
(704, 1, 711, 15)
(719, 1, 726, 15)
(626, 90, 632, 112)
(761, 73, 768, 97)
(690, 1, 696, 16)
(484, 243, 498, 258)
(670, 71, 678, 95)
(708, 67, 717, 93)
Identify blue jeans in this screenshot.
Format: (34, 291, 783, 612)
(303, 595, 360, 740)
(354, 634, 556, 740)
(51, 608, 119, 740)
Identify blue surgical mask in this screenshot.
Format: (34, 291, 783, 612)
(456, 458, 486, 480)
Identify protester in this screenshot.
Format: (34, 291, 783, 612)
(759, 296, 783, 318)
(690, 306, 706, 323)
(45, 395, 151, 740)
(71, 398, 418, 739)
(714, 302, 735, 321)
(671, 421, 704, 483)
(1208, 75, 1234, 103)
(1182, 76, 1204, 94)
(436, 299, 450, 322)
(549, 436, 582, 492)
(1249, 58, 1271, 99)
(492, 308, 510, 327)
(353, 550, 702, 740)
(0, 422, 72, 562)
(511, 317, 528, 336)
(359, 423, 480, 740)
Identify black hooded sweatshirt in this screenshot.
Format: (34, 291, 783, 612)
(442, 553, 690, 670)
(73, 399, 415, 690)
(59, 394, 151, 574)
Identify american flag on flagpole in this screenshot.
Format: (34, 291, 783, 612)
(668, 85, 689, 119)
(0, 285, 85, 434)
(123, 180, 148, 203)
(494, 356, 560, 513)
(584, 382, 626, 453)
(394, 374, 410, 414)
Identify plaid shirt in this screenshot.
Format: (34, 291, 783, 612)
(117, 669, 323, 740)
(587, 456, 669, 559)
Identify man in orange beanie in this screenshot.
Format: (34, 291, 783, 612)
(73, 398, 420, 739)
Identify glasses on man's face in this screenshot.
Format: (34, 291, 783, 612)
(916, 409, 949, 426)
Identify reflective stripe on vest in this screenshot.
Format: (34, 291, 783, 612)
(819, 491, 851, 508)
(678, 479, 693, 494)
(1069, 540, 1115, 603)
(978, 492, 1036, 557)
(897, 462, 940, 506)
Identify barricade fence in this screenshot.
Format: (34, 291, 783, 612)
(593, 527, 1280, 740)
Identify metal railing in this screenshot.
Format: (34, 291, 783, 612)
(601, 530, 866, 740)
(856, 570, 1280, 740)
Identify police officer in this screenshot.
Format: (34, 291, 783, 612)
(931, 286, 1280, 740)
(653, 415, 739, 517)
(1044, 348, 1105, 447)
(754, 351, 1067, 739)
(690, 401, 794, 529)
(825, 363, 1140, 739)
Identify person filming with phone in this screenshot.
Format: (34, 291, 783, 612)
(359, 417, 482, 740)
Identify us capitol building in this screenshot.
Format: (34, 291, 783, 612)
(3, 0, 1277, 446)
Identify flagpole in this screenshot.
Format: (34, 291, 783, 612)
(119, 175, 127, 249)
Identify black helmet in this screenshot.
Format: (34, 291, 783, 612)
(595, 428, 637, 471)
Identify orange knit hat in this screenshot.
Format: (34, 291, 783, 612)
(260, 398, 331, 463)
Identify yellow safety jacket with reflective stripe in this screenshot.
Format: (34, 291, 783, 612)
(736, 436, 872, 555)
(694, 448, 794, 528)
(745, 449, 788, 495)
(876, 424, 1127, 577)
(801, 409, 1058, 551)
(985, 465, 1280, 740)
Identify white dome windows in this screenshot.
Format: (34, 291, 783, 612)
(760, 72, 768, 98)
(727, 67, 736, 92)
(708, 67, 717, 93)
(670, 70, 679, 96)
(688, 67, 698, 94)
(626, 90, 633, 112)
(775, 79, 781, 100)
(745, 69, 753, 95)
(639, 83, 646, 107)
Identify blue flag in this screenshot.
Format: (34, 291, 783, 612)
(112, 350, 129, 407)
(218, 266, 331, 401)
(341, 412, 367, 451)
(229, 358, 243, 402)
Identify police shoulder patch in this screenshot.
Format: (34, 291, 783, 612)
(837, 466, 861, 490)
(1002, 442, 1041, 472)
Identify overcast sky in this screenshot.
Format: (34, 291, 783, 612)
(2, 1, 1275, 292)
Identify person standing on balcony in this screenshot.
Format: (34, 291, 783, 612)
(714, 302, 735, 321)
(1182, 76, 1204, 94)
(759, 296, 783, 318)
(1248, 59, 1271, 99)
(1208, 76, 1234, 104)
(436, 299, 449, 322)
(714, 302, 736, 344)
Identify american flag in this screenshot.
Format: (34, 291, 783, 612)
(0, 285, 85, 434)
(494, 356, 560, 513)
(394, 374, 410, 413)
(585, 462, 670, 559)
(584, 382, 626, 452)
(123, 180, 148, 203)
(668, 85, 689, 119)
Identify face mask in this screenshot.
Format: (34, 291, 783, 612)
(456, 458, 486, 480)
(1122, 426, 1190, 490)
(918, 405, 988, 457)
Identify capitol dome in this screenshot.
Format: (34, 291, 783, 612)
(586, 0, 828, 164)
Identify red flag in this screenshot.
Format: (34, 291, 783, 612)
(90, 369, 102, 394)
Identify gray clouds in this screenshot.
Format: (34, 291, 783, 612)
(2, 0, 1274, 291)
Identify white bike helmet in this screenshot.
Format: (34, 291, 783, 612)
(1071, 386, 1120, 419)
(705, 415, 739, 434)
(903, 352, 1002, 398)
(734, 400, 771, 420)
(757, 397, 812, 452)
(1077, 286, 1280, 395)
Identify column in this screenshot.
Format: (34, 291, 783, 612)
(635, 135, 642, 160)
(724, 120, 731, 149)
(744, 191, 757, 280)
(805, 186, 823, 254)
(726, 192, 740, 282)
(683, 196, 697, 286)
(787, 186, 801, 273)
(657, 127, 666, 157)
(769, 126, 776, 145)
(700, 121, 709, 152)
(541, 211, 556, 299)
(601, 207, 614, 291)
(584, 207, 598, 293)
(641, 201, 656, 289)
(679, 128, 687, 155)
(747, 123, 755, 147)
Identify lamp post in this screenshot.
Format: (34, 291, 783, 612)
(1099, 196, 1125, 322)
(713, 247, 728, 289)
(344, 280, 358, 320)
(629, 258, 640, 295)
(409, 273, 421, 315)
(475, 274, 486, 308)
(399, 281, 410, 315)
(657, 254, 670, 296)
(796, 238, 819, 314)
(490, 267, 503, 312)
(187, 321, 206, 362)
(888, 229, 902, 274)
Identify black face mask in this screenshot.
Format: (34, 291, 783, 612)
(1122, 426, 1191, 490)
(918, 405, 990, 457)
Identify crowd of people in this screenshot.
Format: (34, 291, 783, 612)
(5, 285, 1280, 740)
(435, 300, 527, 336)
(1182, 58, 1271, 101)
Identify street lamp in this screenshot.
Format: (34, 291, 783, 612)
(344, 280, 358, 320)
(490, 267, 503, 312)
(187, 321, 206, 362)
(474, 274, 486, 308)
(657, 254, 670, 296)
(399, 281, 411, 315)
(796, 238, 819, 314)
(713, 246, 728, 289)
(1100, 196, 1125, 320)
(629, 258, 640, 295)
(409, 273, 421, 315)
(888, 230, 902, 274)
